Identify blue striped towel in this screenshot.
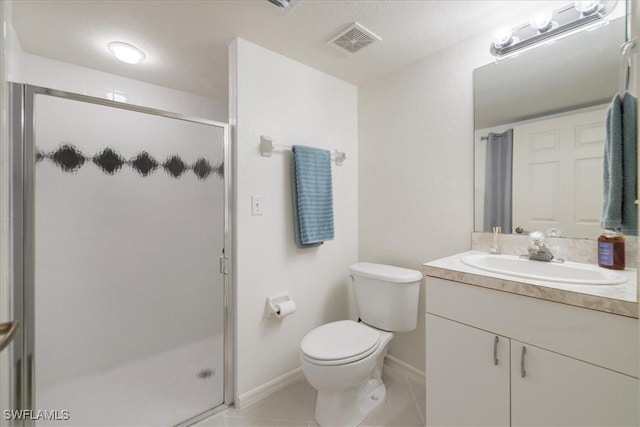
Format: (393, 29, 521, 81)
(601, 92, 637, 235)
(291, 145, 335, 248)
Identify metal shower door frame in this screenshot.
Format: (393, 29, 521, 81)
(9, 83, 235, 426)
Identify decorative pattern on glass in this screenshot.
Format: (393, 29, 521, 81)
(35, 143, 223, 180)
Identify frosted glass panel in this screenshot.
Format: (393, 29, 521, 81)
(33, 95, 225, 425)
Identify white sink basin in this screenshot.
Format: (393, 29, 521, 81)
(460, 253, 627, 285)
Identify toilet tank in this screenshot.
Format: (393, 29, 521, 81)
(349, 262, 422, 332)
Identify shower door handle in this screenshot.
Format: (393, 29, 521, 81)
(0, 320, 19, 353)
(219, 256, 228, 275)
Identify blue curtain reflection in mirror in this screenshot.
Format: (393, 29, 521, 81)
(483, 130, 514, 233)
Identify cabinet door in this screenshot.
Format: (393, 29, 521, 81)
(511, 341, 639, 426)
(426, 314, 509, 426)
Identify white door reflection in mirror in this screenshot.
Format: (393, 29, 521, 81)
(512, 106, 606, 239)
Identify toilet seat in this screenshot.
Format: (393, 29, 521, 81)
(301, 320, 381, 366)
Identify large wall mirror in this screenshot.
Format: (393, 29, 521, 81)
(474, 14, 632, 241)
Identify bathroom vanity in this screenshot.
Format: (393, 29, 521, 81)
(423, 251, 639, 427)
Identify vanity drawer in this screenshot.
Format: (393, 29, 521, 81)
(426, 277, 639, 378)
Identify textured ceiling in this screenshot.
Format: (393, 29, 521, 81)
(13, 1, 558, 102)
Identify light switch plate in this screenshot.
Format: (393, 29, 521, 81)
(252, 195, 264, 215)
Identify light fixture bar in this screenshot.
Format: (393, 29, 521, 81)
(266, 0, 301, 13)
(267, 0, 290, 7)
(490, 1, 616, 57)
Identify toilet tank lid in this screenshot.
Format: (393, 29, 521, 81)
(349, 262, 423, 283)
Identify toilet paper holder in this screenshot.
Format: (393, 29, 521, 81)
(267, 293, 295, 318)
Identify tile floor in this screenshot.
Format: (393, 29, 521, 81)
(196, 365, 425, 427)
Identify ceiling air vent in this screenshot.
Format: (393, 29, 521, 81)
(266, 0, 301, 13)
(328, 22, 381, 54)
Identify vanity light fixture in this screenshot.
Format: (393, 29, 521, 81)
(574, 1, 601, 15)
(107, 41, 146, 64)
(529, 10, 554, 32)
(490, 0, 616, 57)
(491, 28, 514, 49)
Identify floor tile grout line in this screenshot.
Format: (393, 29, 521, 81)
(222, 413, 316, 423)
(359, 394, 387, 427)
(220, 414, 316, 424)
(405, 371, 425, 425)
(203, 374, 425, 427)
(361, 368, 419, 427)
(309, 387, 317, 423)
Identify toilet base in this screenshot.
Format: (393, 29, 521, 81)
(314, 378, 386, 427)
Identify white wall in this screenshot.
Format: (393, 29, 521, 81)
(230, 38, 358, 401)
(5, 15, 22, 85)
(358, 34, 495, 372)
(12, 52, 227, 122)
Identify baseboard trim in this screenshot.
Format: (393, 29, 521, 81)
(236, 367, 304, 410)
(384, 354, 425, 384)
(236, 356, 423, 411)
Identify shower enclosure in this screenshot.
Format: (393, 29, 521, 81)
(1, 84, 233, 426)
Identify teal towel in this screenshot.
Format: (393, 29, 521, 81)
(601, 92, 637, 235)
(291, 145, 334, 248)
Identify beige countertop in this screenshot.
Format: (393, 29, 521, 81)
(423, 251, 638, 318)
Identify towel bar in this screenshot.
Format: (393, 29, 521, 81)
(260, 136, 346, 166)
(619, 38, 637, 99)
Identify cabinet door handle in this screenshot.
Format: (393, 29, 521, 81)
(493, 336, 499, 366)
(520, 346, 527, 378)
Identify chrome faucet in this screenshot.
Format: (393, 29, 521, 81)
(525, 231, 558, 262)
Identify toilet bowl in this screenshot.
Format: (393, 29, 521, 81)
(300, 263, 423, 427)
(300, 320, 393, 427)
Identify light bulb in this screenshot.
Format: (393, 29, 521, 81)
(574, 1, 600, 15)
(107, 41, 146, 64)
(530, 10, 553, 32)
(492, 28, 513, 48)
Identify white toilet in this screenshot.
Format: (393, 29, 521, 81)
(300, 262, 422, 427)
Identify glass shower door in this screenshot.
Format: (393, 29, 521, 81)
(28, 90, 227, 426)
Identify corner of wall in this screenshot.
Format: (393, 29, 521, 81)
(357, 31, 493, 374)
(227, 36, 240, 405)
(233, 39, 358, 398)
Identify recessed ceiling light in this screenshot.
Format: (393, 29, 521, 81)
(107, 41, 145, 64)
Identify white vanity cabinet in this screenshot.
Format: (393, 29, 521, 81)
(425, 277, 639, 427)
(426, 314, 510, 426)
(510, 341, 638, 426)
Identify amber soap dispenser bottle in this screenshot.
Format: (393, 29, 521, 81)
(597, 231, 625, 270)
